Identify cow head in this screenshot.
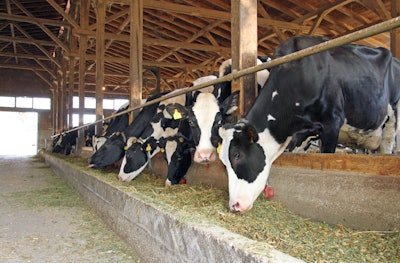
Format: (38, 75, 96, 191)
(118, 137, 159, 181)
(218, 122, 290, 213)
(88, 131, 126, 168)
(117, 109, 181, 181)
(166, 91, 239, 163)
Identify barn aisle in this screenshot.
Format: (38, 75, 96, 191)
(0, 155, 140, 263)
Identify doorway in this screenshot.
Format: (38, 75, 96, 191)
(0, 111, 38, 155)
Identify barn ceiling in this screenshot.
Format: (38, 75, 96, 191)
(0, 0, 396, 98)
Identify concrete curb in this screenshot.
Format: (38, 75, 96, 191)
(43, 153, 304, 263)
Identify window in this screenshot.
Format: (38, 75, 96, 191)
(0, 96, 15, 107)
(84, 97, 96, 109)
(103, 99, 114, 110)
(114, 99, 129, 110)
(72, 114, 96, 127)
(16, 97, 32, 108)
(33, 98, 51, 110)
(73, 96, 79, 109)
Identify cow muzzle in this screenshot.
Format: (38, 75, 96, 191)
(194, 149, 217, 163)
(229, 199, 253, 213)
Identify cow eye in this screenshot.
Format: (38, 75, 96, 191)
(188, 119, 195, 127)
(234, 152, 240, 160)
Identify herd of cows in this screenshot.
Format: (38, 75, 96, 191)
(51, 36, 400, 213)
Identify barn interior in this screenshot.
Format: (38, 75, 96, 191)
(0, 0, 399, 152)
(1, 1, 400, 262)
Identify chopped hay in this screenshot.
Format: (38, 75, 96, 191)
(52, 154, 400, 263)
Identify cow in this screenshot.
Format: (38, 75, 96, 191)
(117, 71, 239, 182)
(158, 119, 194, 186)
(92, 102, 130, 153)
(52, 129, 78, 155)
(88, 92, 167, 168)
(218, 35, 400, 213)
(164, 57, 271, 164)
(218, 57, 271, 92)
(117, 89, 191, 181)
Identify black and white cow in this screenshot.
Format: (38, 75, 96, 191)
(92, 102, 130, 153)
(118, 71, 238, 181)
(88, 92, 167, 168)
(218, 36, 400, 213)
(52, 129, 78, 155)
(158, 119, 194, 186)
(218, 57, 271, 92)
(163, 57, 269, 164)
(117, 89, 190, 181)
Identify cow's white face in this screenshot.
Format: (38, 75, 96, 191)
(219, 124, 290, 213)
(192, 93, 221, 163)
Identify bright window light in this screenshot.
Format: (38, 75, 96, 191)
(33, 97, 51, 110)
(85, 97, 96, 109)
(0, 96, 15, 107)
(16, 97, 32, 108)
(114, 99, 129, 110)
(103, 99, 114, 109)
(84, 114, 96, 124)
(73, 96, 79, 108)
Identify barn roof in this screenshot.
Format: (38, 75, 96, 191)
(0, 0, 395, 98)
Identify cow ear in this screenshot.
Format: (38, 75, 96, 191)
(242, 124, 259, 143)
(221, 90, 239, 115)
(165, 103, 189, 120)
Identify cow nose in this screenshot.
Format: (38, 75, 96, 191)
(229, 199, 252, 213)
(195, 150, 216, 163)
(230, 201, 241, 213)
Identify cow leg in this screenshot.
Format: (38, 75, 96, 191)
(319, 111, 344, 153)
(380, 104, 396, 154)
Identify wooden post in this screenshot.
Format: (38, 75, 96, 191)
(57, 69, 64, 130)
(61, 59, 68, 129)
(129, 0, 143, 121)
(391, 0, 400, 153)
(52, 81, 58, 134)
(95, 0, 105, 135)
(68, 55, 75, 128)
(231, 0, 258, 115)
(77, 0, 90, 153)
(68, 32, 77, 129)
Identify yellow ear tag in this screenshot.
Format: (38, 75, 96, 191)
(124, 145, 129, 151)
(217, 143, 221, 154)
(146, 143, 152, 152)
(160, 148, 165, 152)
(173, 109, 182, 120)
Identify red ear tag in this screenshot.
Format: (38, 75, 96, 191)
(264, 186, 274, 198)
(180, 178, 187, 184)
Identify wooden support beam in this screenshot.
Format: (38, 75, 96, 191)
(46, 0, 80, 29)
(0, 12, 69, 28)
(7, 2, 70, 53)
(52, 81, 58, 133)
(129, 0, 143, 121)
(77, 0, 90, 153)
(61, 59, 68, 129)
(231, 0, 258, 115)
(95, 0, 105, 136)
(68, 56, 74, 128)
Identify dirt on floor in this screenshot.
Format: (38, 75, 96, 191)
(0, 155, 141, 263)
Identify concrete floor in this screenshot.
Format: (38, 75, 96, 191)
(0, 155, 141, 263)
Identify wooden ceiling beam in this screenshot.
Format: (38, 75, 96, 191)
(11, 0, 70, 53)
(0, 12, 69, 28)
(46, 0, 80, 28)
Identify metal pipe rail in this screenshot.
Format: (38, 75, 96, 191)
(53, 15, 400, 138)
